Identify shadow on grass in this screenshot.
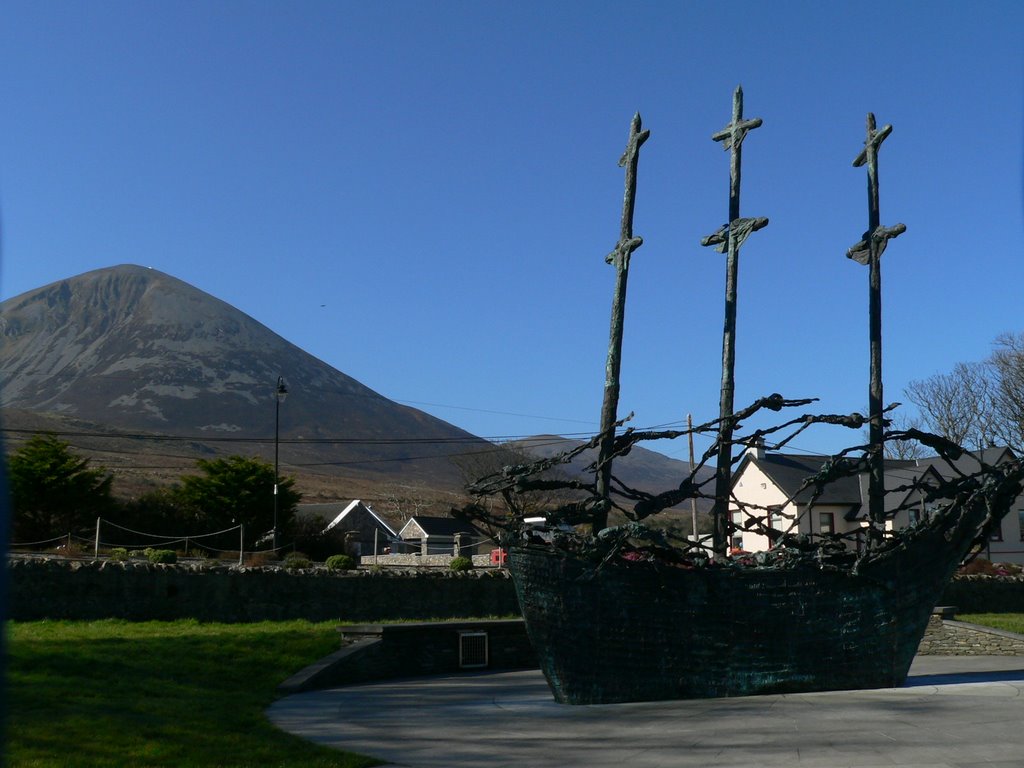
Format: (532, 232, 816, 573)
(8, 620, 382, 768)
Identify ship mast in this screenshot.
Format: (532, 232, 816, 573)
(701, 86, 768, 558)
(593, 113, 650, 536)
(847, 113, 905, 547)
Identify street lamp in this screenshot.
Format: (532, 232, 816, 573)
(273, 376, 288, 552)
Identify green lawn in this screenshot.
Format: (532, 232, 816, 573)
(5, 619, 382, 768)
(959, 613, 1024, 635)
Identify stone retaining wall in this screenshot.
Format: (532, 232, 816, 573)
(279, 619, 536, 693)
(917, 613, 1024, 656)
(13, 555, 1024, 646)
(7, 556, 520, 622)
(359, 553, 493, 568)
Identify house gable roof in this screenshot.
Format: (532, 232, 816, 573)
(735, 446, 1017, 523)
(879, 447, 1019, 514)
(920, 446, 1016, 478)
(398, 516, 481, 539)
(297, 500, 397, 537)
(743, 453, 864, 506)
(884, 464, 947, 513)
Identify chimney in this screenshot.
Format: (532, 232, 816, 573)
(750, 436, 766, 460)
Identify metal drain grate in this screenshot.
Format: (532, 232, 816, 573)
(459, 631, 489, 669)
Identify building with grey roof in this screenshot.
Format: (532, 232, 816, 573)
(730, 443, 1024, 563)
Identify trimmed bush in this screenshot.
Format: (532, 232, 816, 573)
(282, 552, 312, 570)
(450, 556, 473, 572)
(146, 549, 177, 564)
(325, 554, 356, 571)
(108, 548, 129, 562)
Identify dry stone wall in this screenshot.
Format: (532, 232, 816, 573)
(917, 614, 1024, 656)
(12, 556, 1024, 652)
(7, 556, 519, 622)
(359, 553, 493, 567)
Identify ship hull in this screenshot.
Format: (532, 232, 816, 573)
(509, 479, 1016, 703)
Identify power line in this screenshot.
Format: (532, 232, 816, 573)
(0, 426, 606, 475)
(0, 426, 596, 446)
(2, 369, 600, 428)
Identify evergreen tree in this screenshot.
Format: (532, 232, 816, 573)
(178, 456, 300, 548)
(9, 434, 113, 543)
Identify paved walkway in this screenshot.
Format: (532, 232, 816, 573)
(268, 656, 1024, 768)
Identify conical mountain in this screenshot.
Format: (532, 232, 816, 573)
(0, 265, 487, 494)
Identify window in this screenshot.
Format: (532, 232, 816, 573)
(991, 523, 1004, 542)
(1018, 510, 1024, 542)
(731, 536, 744, 552)
(766, 506, 782, 544)
(819, 512, 835, 536)
(908, 507, 920, 526)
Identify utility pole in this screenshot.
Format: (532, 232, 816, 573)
(273, 376, 288, 552)
(687, 414, 699, 545)
(701, 86, 768, 558)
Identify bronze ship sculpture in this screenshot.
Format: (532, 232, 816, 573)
(461, 88, 1024, 704)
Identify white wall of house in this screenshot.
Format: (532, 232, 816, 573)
(888, 493, 936, 531)
(885, 489, 1024, 565)
(733, 458, 1024, 564)
(729, 461, 793, 553)
(982, 506, 1024, 564)
(730, 461, 863, 553)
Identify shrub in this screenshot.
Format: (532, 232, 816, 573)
(146, 549, 177, 564)
(450, 556, 473, 572)
(108, 547, 129, 562)
(325, 554, 356, 571)
(282, 552, 312, 570)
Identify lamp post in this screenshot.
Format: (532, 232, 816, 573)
(273, 376, 288, 552)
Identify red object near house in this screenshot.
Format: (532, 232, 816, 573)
(490, 548, 507, 566)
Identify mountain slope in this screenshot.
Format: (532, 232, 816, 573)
(510, 434, 716, 517)
(0, 265, 486, 494)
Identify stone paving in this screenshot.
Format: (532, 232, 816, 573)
(268, 656, 1024, 768)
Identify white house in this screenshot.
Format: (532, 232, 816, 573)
(729, 444, 1024, 564)
(296, 500, 397, 557)
(397, 516, 486, 557)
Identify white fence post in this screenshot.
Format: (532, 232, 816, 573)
(94, 517, 101, 559)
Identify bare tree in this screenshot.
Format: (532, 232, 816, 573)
(884, 411, 927, 460)
(905, 361, 997, 451)
(451, 443, 581, 521)
(380, 484, 435, 526)
(989, 332, 1024, 451)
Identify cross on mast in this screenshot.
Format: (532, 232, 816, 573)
(593, 112, 649, 536)
(701, 86, 768, 559)
(847, 112, 906, 547)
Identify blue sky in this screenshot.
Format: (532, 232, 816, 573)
(1, 1, 1022, 461)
